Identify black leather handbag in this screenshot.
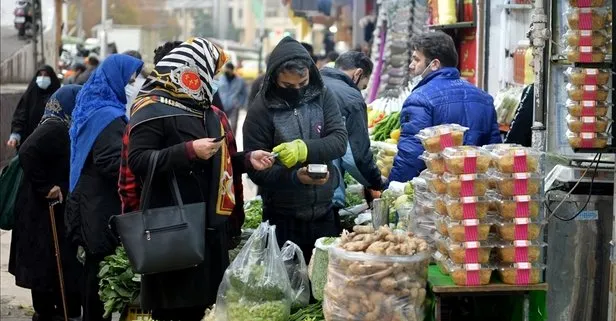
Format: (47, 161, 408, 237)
(111, 151, 206, 274)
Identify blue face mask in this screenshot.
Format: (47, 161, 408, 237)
(36, 76, 51, 90)
(210, 79, 220, 95)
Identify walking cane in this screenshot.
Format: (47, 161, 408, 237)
(49, 200, 69, 321)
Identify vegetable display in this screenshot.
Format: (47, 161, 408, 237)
(372, 112, 400, 142)
(289, 303, 326, 321)
(323, 226, 430, 321)
(308, 237, 339, 301)
(243, 197, 263, 229)
(98, 246, 140, 318)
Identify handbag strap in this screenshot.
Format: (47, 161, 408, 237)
(140, 151, 186, 211)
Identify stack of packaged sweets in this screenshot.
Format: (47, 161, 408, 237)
(563, 0, 613, 149)
(487, 145, 546, 285)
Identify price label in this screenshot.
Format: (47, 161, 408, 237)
(514, 195, 531, 202)
(514, 240, 531, 247)
(465, 263, 480, 271)
(581, 132, 597, 139)
(585, 68, 598, 75)
(583, 85, 597, 91)
(465, 151, 478, 157)
(460, 174, 477, 181)
(579, 46, 593, 53)
(461, 196, 478, 204)
(464, 241, 480, 249)
(514, 262, 531, 269)
(581, 117, 596, 123)
(513, 149, 527, 156)
(514, 217, 531, 225)
(462, 219, 479, 226)
(582, 101, 596, 107)
(513, 173, 531, 179)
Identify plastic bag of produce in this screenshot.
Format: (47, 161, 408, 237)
(323, 247, 430, 321)
(215, 222, 292, 321)
(280, 241, 310, 309)
(309, 237, 340, 301)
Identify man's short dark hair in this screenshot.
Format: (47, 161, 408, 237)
(327, 51, 339, 62)
(88, 56, 100, 66)
(334, 51, 373, 77)
(225, 62, 235, 70)
(153, 41, 183, 64)
(410, 31, 458, 67)
(123, 50, 142, 60)
(275, 58, 311, 77)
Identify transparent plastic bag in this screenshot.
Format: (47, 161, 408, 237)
(215, 222, 292, 321)
(323, 247, 430, 321)
(280, 241, 310, 309)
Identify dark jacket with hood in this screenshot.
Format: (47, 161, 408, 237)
(243, 37, 348, 221)
(321, 67, 382, 195)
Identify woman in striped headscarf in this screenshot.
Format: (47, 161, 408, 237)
(121, 37, 273, 320)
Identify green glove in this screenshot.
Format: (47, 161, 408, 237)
(272, 139, 308, 168)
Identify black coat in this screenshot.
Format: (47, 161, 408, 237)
(9, 119, 81, 293)
(127, 115, 245, 309)
(65, 117, 126, 256)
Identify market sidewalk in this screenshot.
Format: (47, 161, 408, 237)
(1, 230, 33, 321)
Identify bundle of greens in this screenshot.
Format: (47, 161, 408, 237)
(243, 198, 263, 229)
(345, 191, 364, 208)
(98, 246, 140, 318)
(289, 303, 325, 321)
(343, 172, 358, 186)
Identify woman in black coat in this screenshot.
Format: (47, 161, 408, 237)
(9, 85, 83, 321)
(124, 37, 273, 321)
(6, 65, 61, 149)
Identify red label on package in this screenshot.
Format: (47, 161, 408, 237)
(464, 225, 479, 241)
(579, 46, 593, 63)
(578, 0, 592, 7)
(578, 11, 593, 30)
(515, 196, 531, 218)
(582, 85, 598, 100)
(514, 221, 529, 240)
(515, 246, 530, 262)
(465, 265, 481, 286)
(580, 132, 596, 148)
(515, 262, 532, 285)
(581, 106, 597, 116)
(463, 156, 478, 173)
(579, 31, 593, 46)
(463, 203, 477, 219)
(584, 68, 598, 85)
(461, 180, 475, 197)
(513, 150, 528, 172)
(440, 133, 454, 149)
(514, 178, 529, 195)
(581, 116, 597, 132)
(465, 248, 479, 263)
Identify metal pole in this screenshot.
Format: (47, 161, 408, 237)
(100, 0, 107, 59)
(257, 0, 265, 75)
(528, 0, 550, 152)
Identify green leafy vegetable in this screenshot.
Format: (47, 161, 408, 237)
(289, 302, 325, 321)
(98, 246, 140, 318)
(343, 172, 358, 186)
(243, 198, 263, 229)
(345, 191, 364, 208)
(227, 300, 288, 321)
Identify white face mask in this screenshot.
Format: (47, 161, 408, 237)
(125, 83, 139, 117)
(36, 76, 51, 90)
(210, 79, 220, 95)
(410, 59, 436, 86)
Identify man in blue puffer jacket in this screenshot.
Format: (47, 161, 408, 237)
(389, 31, 501, 183)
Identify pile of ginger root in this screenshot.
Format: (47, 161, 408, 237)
(323, 226, 430, 321)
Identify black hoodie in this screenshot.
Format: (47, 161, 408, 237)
(243, 37, 348, 221)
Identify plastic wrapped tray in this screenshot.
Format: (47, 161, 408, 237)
(567, 0, 606, 8)
(441, 259, 494, 286)
(415, 124, 468, 153)
(444, 196, 490, 220)
(494, 218, 546, 241)
(490, 194, 542, 219)
(443, 216, 493, 242)
(442, 146, 492, 174)
(566, 84, 611, 101)
(567, 131, 610, 148)
(441, 237, 493, 264)
(566, 100, 610, 117)
(497, 263, 545, 285)
(563, 30, 609, 47)
(420, 170, 447, 195)
(564, 67, 611, 86)
(442, 173, 489, 198)
(566, 115, 611, 133)
(419, 152, 446, 175)
(495, 240, 546, 263)
(565, 46, 608, 63)
(565, 8, 609, 30)
(491, 147, 541, 173)
(491, 172, 542, 196)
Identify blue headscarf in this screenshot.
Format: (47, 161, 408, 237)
(41, 84, 82, 126)
(69, 54, 143, 191)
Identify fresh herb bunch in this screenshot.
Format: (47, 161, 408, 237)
(243, 198, 263, 229)
(98, 246, 140, 318)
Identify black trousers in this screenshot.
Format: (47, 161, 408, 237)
(83, 254, 110, 321)
(31, 289, 81, 320)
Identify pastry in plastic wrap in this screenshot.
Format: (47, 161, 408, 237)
(566, 84, 610, 101)
(443, 216, 492, 242)
(491, 195, 541, 219)
(565, 46, 607, 63)
(419, 152, 446, 175)
(494, 218, 545, 241)
(442, 238, 493, 264)
(497, 263, 545, 285)
(567, 132, 610, 148)
(420, 170, 447, 195)
(443, 260, 494, 286)
(441, 146, 491, 174)
(435, 196, 448, 215)
(444, 196, 490, 220)
(566, 115, 611, 133)
(566, 100, 610, 117)
(564, 67, 611, 86)
(566, 8, 608, 30)
(495, 240, 546, 263)
(492, 172, 541, 197)
(567, 0, 606, 7)
(491, 147, 541, 173)
(415, 124, 468, 153)
(564, 30, 609, 47)
(443, 173, 489, 197)
(435, 216, 449, 236)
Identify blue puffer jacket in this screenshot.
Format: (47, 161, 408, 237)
(388, 67, 501, 183)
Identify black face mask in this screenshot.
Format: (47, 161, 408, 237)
(275, 85, 306, 105)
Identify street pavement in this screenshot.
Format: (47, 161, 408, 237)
(0, 26, 28, 62)
(0, 0, 55, 62)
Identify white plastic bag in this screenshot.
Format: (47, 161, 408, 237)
(215, 222, 292, 321)
(280, 241, 310, 309)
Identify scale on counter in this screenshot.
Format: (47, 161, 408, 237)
(544, 160, 614, 196)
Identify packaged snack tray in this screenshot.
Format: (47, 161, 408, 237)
(567, 0, 606, 8)
(433, 251, 450, 275)
(566, 84, 610, 101)
(564, 30, 609, 47)
(566, 115, 611, 133)
(491, 194, 542, 219)
(565, 67, 611, 86)
(442, 237, 493, 264)
(495, 240, 547, 263)
(419, 152, 446, 175)
(481, 143, 522, 153)
(444, 196, 490, 220)
(497, 263, 545, 285)
(565, 46, 607, 63)
(567, 131, 610, 148)
(420, 170, 447, 195)
(491, 147, 541, 173)
(442, 146, 491, 174)
(494, 218, 546, 241)
(442, 259, 494, 286)
(566, 8, 609, 30)
(414, 195, 435, 216)
(491, 172, 542, 197)
(566, 100, 610, 117)
(443, 173, 489, 197)
(435, 215, 448, 236)
(443, 216, 493, 242)
(416, 124, 468, 153)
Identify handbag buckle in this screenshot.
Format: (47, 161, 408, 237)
(146, 230, 151, 241)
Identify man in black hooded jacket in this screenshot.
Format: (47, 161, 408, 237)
(243, 37, 348, 262)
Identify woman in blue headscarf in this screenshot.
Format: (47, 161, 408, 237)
(64, 54, 143, 321)
(9, 85, 83, 321)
